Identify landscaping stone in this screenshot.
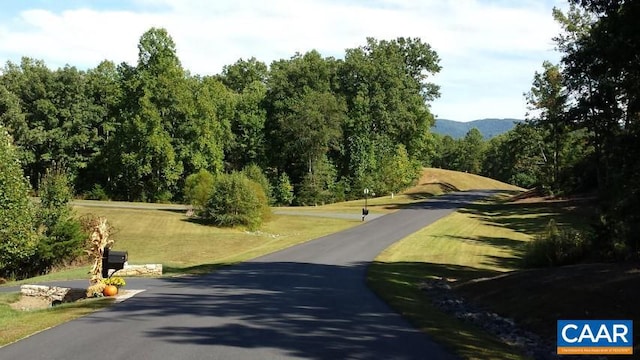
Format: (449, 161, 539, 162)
(20, 284, 85, 306)
(419, 278, 605, 360)
(116, 264, 162, 277)
(419, 278, 607, 360)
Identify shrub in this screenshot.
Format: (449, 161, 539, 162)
(274, 172, 294, 206)
(242, 163, 273, 205)
(84, 184, 109, 201)
(184, 169, 215, 210)
(202, 172, 270, 230)
(522, 220, 589, 267)
(35, 168, 86, 273)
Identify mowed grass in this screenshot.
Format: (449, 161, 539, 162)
(368, 199, 531, 360)
(284, 167, 524, 216)
(73, 206, 360, 275)
(0, 292, 113, 346)
(2, 168, 527, 353)
(367, 193, 588, 360)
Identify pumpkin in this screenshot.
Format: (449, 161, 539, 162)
(103, 285, 118, 297)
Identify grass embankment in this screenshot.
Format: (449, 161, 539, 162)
(0, 205, 360, 346)
(74, 207, 359, 276)
(0, 292, 112, 346)
(369, 196, 535, 360)
(284, 167, 523, 215)
(365, 169, 532, 359)
(368, 182, 640, 359)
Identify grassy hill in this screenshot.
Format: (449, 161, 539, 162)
(369, 175, 640, 358)
(432, 118, 522, 139)
(408, 168, 522, 194)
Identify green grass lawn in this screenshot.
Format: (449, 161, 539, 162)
(0, 292, 113, 346)
(367, 195, 587, 360)
(1, 168, 529, 353)
(74, 206, 361, 275)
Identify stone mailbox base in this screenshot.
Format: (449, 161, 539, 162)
(116, 264, 162, 277)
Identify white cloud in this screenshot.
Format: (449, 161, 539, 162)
(0, 0, 566, 121)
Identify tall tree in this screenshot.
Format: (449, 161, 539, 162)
(459, 128, 485, 174)
(554, 0, 640, 255)
(1, 58, 58, 188)
(0, 125, 38, 279)
(264, 51, 345, 188)
(526, 61, 568, 192)
(220, 57, 268, 93)
(79, 60, 123, 192)
(108, 28, 184, 201)
(226, 80, 267, 170)
(340, 37, 440, 194)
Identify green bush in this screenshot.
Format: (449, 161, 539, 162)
(84, 184, 109, 201)
(242, 163, 273, 205)
(274, 172, 294, 206)
(522, 220, 589, 267)
(35, 168, 86, 273)
(202, 172, 269, 230)
(184, 169, 215, 210)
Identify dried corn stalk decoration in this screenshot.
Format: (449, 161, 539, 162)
(83, 216, 113, 285)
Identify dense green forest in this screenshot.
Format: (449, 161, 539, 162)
(0, 30, 437, 206)
(439, 0, 640, 263)
(1, 0, 639, 278)
(432, 118, 522, 139)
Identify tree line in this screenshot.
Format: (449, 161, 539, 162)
(435, 0, 640, 263)
(0, 28, 439, 206)
(3, 0, 637, 277)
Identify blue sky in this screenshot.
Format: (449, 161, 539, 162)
(0, 0, 567, 122)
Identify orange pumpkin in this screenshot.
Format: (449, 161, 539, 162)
(103, 285, 118, 297)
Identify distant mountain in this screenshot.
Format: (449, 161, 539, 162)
(432, 118, 523, 139)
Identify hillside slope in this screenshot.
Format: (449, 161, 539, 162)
(404, 168, 523, 196)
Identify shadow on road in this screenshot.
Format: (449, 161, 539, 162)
(100, 261, 455, 359)
(399, 190, 503, 211)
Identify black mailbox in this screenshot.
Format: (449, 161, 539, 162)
(102, 248, 128, 278)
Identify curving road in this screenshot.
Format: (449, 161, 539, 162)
(0, 191, 490, 360)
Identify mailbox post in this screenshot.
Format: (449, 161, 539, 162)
(102, 248, 128, 278)
(362, 188, 369, 221)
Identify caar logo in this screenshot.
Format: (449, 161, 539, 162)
(557, 320, 633, 355)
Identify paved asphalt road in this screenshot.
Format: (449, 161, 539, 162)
(0, 191, 490, 360)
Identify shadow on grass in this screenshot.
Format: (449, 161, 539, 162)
(163, 263, 231, 276)
(158, 208, 190, 215)
(459, 200, 593, 236)
(179, 216, 217, 226)
(367, 261, 526, 360)
(430, 234, 526, 270)
(455, 262, 640, 358)
(402, 182, 460, 201)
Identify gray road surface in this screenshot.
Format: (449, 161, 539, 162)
(0, 191, 490, 359)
